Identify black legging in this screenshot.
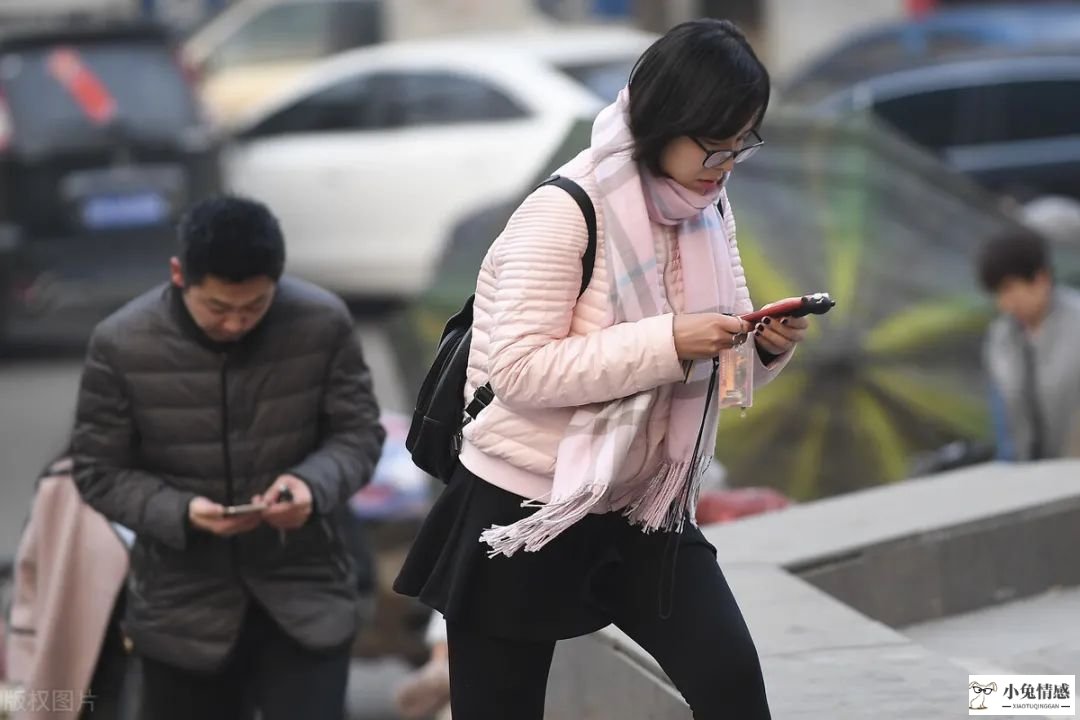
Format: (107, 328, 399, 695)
(445, 537, 772, 720)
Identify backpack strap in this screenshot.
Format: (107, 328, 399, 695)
(541, 175, 598, 298)
(464, 176, 598, 424)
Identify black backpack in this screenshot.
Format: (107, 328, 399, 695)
(406, 176, 598, 482)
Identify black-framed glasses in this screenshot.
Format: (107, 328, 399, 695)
(693, 130, 764, 169)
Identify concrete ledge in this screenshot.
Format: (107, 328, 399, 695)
(546, 461, 1080, 719)
(705, 460, 1080, 626)
(548, 564, 965, 719)
(799, 499, 1080, 626)
(548, 634, 692, 720)
(704, 461, 1080, 568)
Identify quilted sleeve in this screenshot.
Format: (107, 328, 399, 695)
(486, 185, 687, 409)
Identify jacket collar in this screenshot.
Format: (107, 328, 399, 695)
(168, 284, 261, 354)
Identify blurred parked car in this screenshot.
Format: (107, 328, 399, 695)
(182, 0, 385, 127)
(0, 22, 222, 347)
(223, 28, 654, 303)
(785, 3, 1080, 104)
(788, 48, 1080, 203)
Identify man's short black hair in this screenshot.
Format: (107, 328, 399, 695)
(628, 19, 770, 176)
(178, 195, 286, 285)
(977, 229, 1051, 292)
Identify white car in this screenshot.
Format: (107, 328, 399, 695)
(223, 28, 656, 301)
(183, 0, 562, 127)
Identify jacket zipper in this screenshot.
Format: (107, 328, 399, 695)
(220, 352, 235, 507)
(220, 352, 240, 572)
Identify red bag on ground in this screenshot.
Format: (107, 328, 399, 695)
(695, 487, 791, 526)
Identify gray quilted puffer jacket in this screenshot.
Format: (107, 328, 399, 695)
(72, 277, 385, 671)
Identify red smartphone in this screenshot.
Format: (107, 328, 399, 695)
(740, 292, 835, 324)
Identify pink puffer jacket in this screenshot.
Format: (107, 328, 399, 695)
(460, 164, 788, 504)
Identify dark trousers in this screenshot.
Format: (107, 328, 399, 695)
(84, 593, 136, 719)
(446, 537, 772, 720)
(138, 603, 351, 720)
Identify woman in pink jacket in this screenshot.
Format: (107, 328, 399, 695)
(396, 19, 811, 719)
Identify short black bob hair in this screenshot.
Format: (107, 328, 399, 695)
(628, 19, 770, 175)
(178, 195, 286, 286)
(977, 228, 1052, 293)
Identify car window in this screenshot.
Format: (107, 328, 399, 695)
(872, 87, 968, 151)
(0, 40, 199, 153)
(210, 1, 376, 71)
(245, 74, 380, 136)
(874, 79, 1080, 151)
(245, 70, 527, 138)
(381, 72, 527, 127)
(555, 59, 635, 102)
(984, 79, 1080, 143)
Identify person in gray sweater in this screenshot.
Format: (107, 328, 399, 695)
(978, 228, 1080, 461)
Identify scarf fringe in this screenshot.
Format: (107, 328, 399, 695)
(479, 484, 607, 557)
(622, 455, 712, 534)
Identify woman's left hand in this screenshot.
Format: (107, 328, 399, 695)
(752, 315, 808, 355)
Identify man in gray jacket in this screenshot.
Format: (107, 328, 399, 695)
(978, 228, 1080, 461)
(72, 196, 385, 720)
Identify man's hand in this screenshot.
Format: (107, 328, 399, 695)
(188, 497, 263, 536)
(258, 474, 314, 531)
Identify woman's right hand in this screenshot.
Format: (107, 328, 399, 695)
(673, 313, 751, 360)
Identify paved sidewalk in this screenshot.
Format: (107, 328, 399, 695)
(904, 585, 1080, 676)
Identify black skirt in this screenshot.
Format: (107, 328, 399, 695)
(393, 462, 715, 642)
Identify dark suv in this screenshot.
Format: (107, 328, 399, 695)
(787, 47, 1080, 204)
(0, 21, 221, 346)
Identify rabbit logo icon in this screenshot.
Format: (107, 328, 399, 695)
(970, 682, 998, 711)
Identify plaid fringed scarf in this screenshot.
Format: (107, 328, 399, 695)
(480, 88, 738, 556)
